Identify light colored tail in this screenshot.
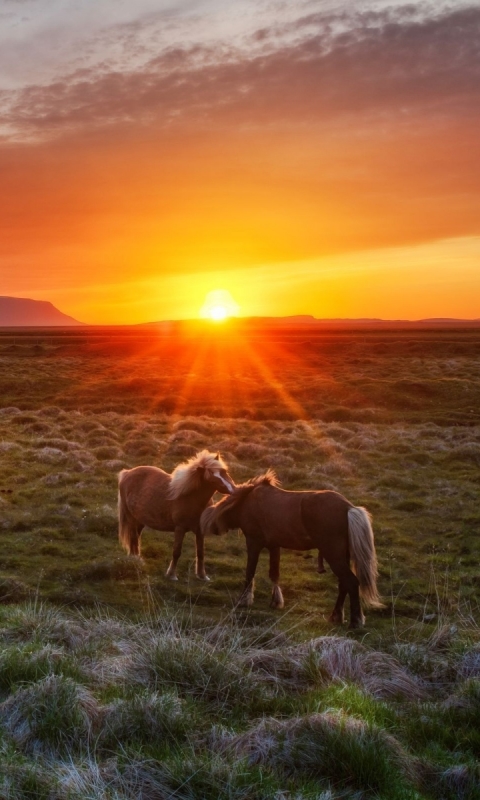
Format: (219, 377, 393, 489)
(348, 506, 384, 608)
(118, 472, 140, 556)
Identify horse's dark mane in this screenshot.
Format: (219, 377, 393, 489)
(207, 469, 279, 518)
(245, 469, 280, 489)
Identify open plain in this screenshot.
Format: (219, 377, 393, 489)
(0, 324, 479, 798)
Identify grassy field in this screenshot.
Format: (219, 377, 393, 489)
(0, 325, 479, 798)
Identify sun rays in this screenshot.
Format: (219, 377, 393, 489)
(60, 321, 346, 474)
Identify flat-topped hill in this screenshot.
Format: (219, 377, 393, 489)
(0, 296, 83, 326)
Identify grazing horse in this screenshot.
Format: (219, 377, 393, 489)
(201, 471, 383, 628)
(118, 450, 235, 580)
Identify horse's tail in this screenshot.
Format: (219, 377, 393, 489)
(348, 506, 384, 608)
(118, 471, 140, 556)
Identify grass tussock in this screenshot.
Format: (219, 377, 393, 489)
(245, 635, 425, 699)
(128, 633, 265, 710)
(0, 642, 84, 692)
(0, 674, 101, 755)
(222, 711, 419, 798)
(99, 689, 189, 750)
(0, 600, 477, 798)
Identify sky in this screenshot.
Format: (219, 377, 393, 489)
(1, 0, 479, 323)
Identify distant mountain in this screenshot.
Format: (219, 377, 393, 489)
(0, 296, 84, 326)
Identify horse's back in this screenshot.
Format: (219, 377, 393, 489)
(118, 465, 173, 530)
(119, 465, 170, 494)
(301, 490, 352, 519)
(300, 490, 352, 556)
(243, 485, 314, 549)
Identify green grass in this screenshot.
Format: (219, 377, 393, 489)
(0, 600, 478, 798)
(0, 327, 479, 797)
(1, 397, 478, 626)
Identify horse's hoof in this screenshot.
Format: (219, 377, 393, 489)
(196, 574, 211, 582)
(166, 572, 179, 581)
(329, 612, 344, 624)
(348, 619, 365, 630)
(270, 587, 285, 610)
(238, 595, 254, 607)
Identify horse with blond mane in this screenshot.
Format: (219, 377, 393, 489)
(201, 471, 383, 628)
(118, 450, 234, 580)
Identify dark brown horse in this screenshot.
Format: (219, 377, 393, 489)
(118, 450, 235, 580)
(201, 471, 383, 627)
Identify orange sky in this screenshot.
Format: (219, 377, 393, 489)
(1, 2, 479, 323)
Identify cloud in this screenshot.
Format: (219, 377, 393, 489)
(1, 4, 479, 139)
(1, 1, 479, 294)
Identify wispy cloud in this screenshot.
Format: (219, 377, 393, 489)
(1, 4, 479, 139)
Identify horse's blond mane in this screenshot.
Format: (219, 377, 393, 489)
(169, 450, 227, 499)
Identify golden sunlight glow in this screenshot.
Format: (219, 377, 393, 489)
(199, 289, 240, 321)
(209, 304, 228, 321)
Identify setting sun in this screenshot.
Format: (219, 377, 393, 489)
(209, 305, 228, 321)
(199, 289, 240, 321)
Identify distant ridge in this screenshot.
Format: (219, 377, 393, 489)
(140, 315, 480, 329)
(0, 296, 84, 327)
(252, 316, 480, 327)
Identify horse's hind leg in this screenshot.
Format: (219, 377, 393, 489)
(166, 527, 186, 580)
(238, 537, 262, 607)
(317, 551, 326, 574)
(129, 523, 144, 557)
(119, 505, 144, 556)
(329, 564, 364, 628)
(194, 529, 210, 581)
(269, 547, 284, 609)
(329, 581, 347, 625)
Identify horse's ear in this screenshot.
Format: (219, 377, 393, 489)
(216, 452, 220, 460)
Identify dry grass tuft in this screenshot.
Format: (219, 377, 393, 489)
(458, 645, 480, 680)
(127, 633, 262, 709)
(52, 758, 126, 800)
(223, 711, 420, 795)
(244, 636, 425, 700)
(0, 602, 85, 649)
(438, 764, 480, 799)
(0, 674, 102, 755)
(100, 690, 188, 749)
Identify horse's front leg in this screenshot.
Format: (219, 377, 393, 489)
(269, 547, 284, 609)
(238, 537, 262, 607)
(166, 527, 186, 580)
(194, 528, 210, 581)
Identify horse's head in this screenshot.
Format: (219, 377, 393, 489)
(201, 456, 235, 495)
(170, 450, 235, 501)
(200, 480, 258, 536)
